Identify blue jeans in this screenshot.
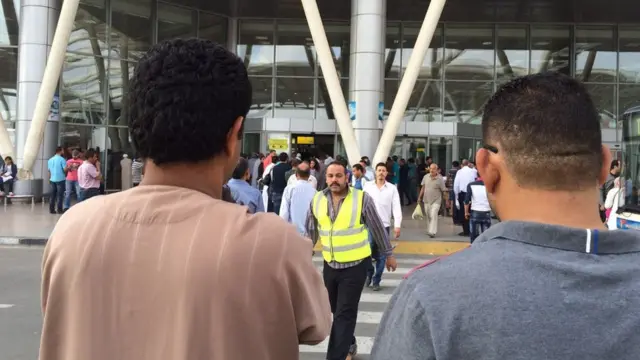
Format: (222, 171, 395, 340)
(49, 180, 65, 212)
(469, 210, 492, 243)
(367, 226, 389, 286)
(64, 180, 82, 209)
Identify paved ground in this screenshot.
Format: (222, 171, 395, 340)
(0, 245, 431, 359)
(0, 246, 43, 360)
(2, 200, 471, 242)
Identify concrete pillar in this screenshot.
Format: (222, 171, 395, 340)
(349, 0, 385, 161)
(16, 0, 61, 188)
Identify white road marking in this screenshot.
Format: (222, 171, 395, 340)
(312, 257, 430, 266)
(300, 336, 375, 354)
(0, 304, 15, 309)
(359, 293, 392, 303)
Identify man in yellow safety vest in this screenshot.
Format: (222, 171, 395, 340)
(305, 161, 397, 360)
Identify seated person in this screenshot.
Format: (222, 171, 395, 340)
(0, 156, 17, 196)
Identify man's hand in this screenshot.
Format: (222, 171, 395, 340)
(393, 227, 401, 239)
(465, 212, 470, 219)
(385, 255, 397, 272)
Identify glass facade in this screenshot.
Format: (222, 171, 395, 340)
(0, 0, 18, 143)
(61, 0, 228, 190)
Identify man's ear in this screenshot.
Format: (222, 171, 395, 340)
(475, 148, 500, 194)
(598, 144, 612, 186)
(225, 116, 245, 156)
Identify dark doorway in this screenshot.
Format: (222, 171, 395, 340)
(291, 134, 335, 161)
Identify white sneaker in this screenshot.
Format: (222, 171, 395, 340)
(8, 192, 13, 196)
(0, 191, 4, 196)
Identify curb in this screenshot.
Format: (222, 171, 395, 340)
(0, 238, 48, 246)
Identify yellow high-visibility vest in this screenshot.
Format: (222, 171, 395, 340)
(312, 188, 371, 263)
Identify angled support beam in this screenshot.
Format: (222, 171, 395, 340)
(20, 0, 80, 179)
(373, 0, 446, 165)
(301, 0, 360, 165)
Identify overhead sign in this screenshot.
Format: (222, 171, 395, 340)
(378, 101, 384, 121)
(297, 136, 314, 145)
(268, 138, 288, 150)
(349, 101, 356, 120)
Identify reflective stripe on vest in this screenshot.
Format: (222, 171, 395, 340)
(312, 189, 371, 263)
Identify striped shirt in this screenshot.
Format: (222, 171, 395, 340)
(131, 160, 143, 184)
(280, 180, 317, 235)
(304, 187, 393, 269)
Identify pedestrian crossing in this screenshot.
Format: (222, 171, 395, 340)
(299, 254, 434, 359)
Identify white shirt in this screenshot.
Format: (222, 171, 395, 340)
(453, 166, 478, 195)
(287, 173, 318, 189)
(363, 181, 402, 228)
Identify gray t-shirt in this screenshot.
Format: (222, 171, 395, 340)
(421, 174, 446, 205)
(372, 221, 640, 360)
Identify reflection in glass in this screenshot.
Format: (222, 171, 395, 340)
(619, 27, 640, 83)
(69, 0, 108, 56)
(531, 26, 570, 75)
(109, 0, 152, 61)
(444, 24, 494, 81)
(243, 133, 261, 154)
(238, 21, 274, 76)
(274, 77, 314, 119)
(429, 136, 453, 170)
(62, 53, 106, 125)
(458, 137, 475, 161)
(106, 58, 134, 152)
(59, 123, 105, 151)
(324, 22, 349, 78)
(443, 81, 493, 123)
(198, 12, 227, 44)
(402, 24, 443, 80)
(385, 23, 401, 79)
(384, 79, 398, 119)
(157, 3, 196, 42)
(405, 80, 441, 122)
(586, 84, 616, 129)
(575, 26, 616, 83)
(248, 77, 273, 117)
(620, 85, 640, 117)
(0, 47, 17, 122)
(275, 22, 315, 77)
(0, 0, 19, 46)
(496, 25, 528, 82)
(316, 78, 348, 120)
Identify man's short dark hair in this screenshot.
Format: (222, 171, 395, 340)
(296, 165, 311, 179)
(128, 39, 251, 165)
(610, 160, 620, 170)
(232, 158, 249, 179)
(327, 161, 346, 173)
(452, 161, 460, 167)
(375, 162, 386, 170)
(291, 158, 301, 167)
(278, 152, 289, 163)
(352, 164, 364, 172)
(482, 72, 602, 190)
(85, 148, 96, 159)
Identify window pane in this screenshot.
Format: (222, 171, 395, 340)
(243, 133, 260, 154)
(109, 0, 152, 61)
(0, 0, 19, 46)
(60, 123, 103, 151)
(619, 27, 640, 84)
(405, 80, 441, 122)
(384, 79, 398, 120)
(62, 53, 106, 125)
(107, 59, 135, 129)
(324, 22, 350, 78)
(275, 22, 314, 77)
(587, 84, 616, 129)
(531, 26, 570, 75)
(402, 24, 443, 80)
(385, 23, 400, 79)
(496, 25, 528, 82)
(70, 0, 107, 56)
(444, 24, 494, 81)
(157, 3, 196, 42)
(0, 47, 17, 122)
(238, 21, 274, 76)
(248, 77, 273, 117)
(274, 77, 314, 119)
(316, 78, 348, 120)
(458, 137, 475, 161)
(575, 26, 616, 83)
(620, 85, 640, 118)
(198, 12, 227, 45)
(443, 81, 493, 123)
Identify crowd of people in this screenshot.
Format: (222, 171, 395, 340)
(37, 39, 640, 360)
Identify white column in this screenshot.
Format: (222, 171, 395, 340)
(349, 0, 385, 162)
(16, 0, 61, 183)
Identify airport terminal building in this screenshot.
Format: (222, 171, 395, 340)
(0, 0, 638, 191)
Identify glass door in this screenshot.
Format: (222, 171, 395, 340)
(428, 136, 453, 173)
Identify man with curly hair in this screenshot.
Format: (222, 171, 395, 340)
(39, 39, 331, 360)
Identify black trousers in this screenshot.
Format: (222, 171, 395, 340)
(458, 192, 470, 235)
(323, 258, 371, 360)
